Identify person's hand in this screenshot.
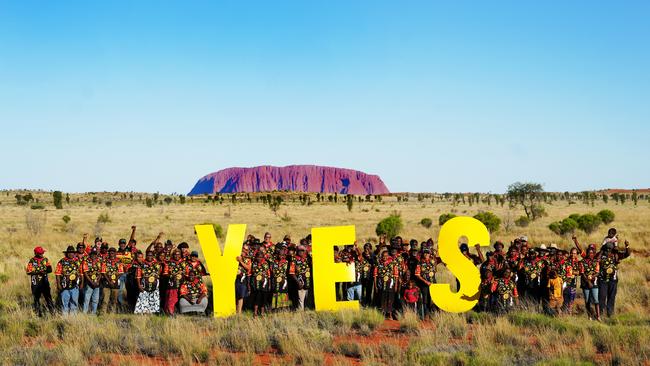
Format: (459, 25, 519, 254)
(624, 240, 630, 248)
(83, 233, 88, 238)
(159, 232, 164, 236)
(131, 226, 136, 230)
(571, 235, 577, 242)
(474, 244, 481, 249)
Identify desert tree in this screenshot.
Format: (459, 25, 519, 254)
(506, 182, 545, 220)
(53, 191, 64, 209)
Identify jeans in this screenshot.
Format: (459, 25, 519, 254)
(60, 287, 79, 315)
(83, 285, 101, 314)
(346, 284, 362, 301)
(118, 273, 127, 308)
(582, 287, 599, 318)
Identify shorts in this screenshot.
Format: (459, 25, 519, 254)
(235, 280, 249, 299)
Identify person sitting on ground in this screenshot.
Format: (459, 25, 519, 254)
(178, 267, 208, 315)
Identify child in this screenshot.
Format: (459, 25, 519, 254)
(547, 270, 563, 316)
(403, 280, 420, 313)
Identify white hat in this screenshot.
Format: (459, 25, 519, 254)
(520, 236, 528, 242)
(539, 244, 547, 250)
(550, 243, 558, 249)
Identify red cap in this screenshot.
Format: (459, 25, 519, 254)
(34, 246, 46, 255)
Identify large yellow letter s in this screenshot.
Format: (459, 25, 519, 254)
(430, 217, 490, 313)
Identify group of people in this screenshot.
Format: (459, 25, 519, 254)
(26, 226, 209, 316)
(26, 225, 631, 322)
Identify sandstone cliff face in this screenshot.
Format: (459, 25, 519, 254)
(189, 165, 390, 195)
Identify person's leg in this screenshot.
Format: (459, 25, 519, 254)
(60, 289, 70, 315)
(91, 287, 100, 314)
(70, 287, 79, 314)
(43, 282, 55, 315)
(582, 289, 593, 319)
(607, 281, 617, 317)
(100, 287, 109, 314)
(354, 284, 362, 301)
(32, 284, 43, 316)
(83, 285, 92, 313)
(297, 289, 307, 311)
(591, 287, 600, 320)
(346, 285, 355, 301)
(598, 281, 607, 316)
(118, 274, 127, 310)
(386, 290, 395, 319)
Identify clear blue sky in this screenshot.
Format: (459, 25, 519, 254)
(1, 1, 649, 194)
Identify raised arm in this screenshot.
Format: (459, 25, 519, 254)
(474, 244, 485, 263)
(129, 225, 137, 243)
(571, 236, 584, 256)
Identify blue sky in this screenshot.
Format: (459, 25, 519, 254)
(1, 1, 649, 194)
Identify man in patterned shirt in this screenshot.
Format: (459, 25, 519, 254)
(100, 248, 124, 314)
(55, 246, 84, 315)
(598, 241, 630, 317)
(25, 246, 55, 316)
(374, 250, 400, 319)
(162, 249, 185, 315)
(289, 245, 311, 311)
(82, 249, 104, 314)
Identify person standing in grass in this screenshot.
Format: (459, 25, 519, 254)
(579, 244, 601, 320)
(25, 246, 55, 316)
(116, 238, 133, 311)
(134, 250, 162, 314)
(374, 250, 400, 320)
(55, 246, 84, 315)
(562, 248, 581, 314)
(519, 249, 543, 303)
(360, 243, 375, 307)
(250, 251, 271, 316)
(478, 268, 495, 312)
(343, 243, 363, 302)
(163, 249, 185, 315)
(403, 280, 420, 312)
(414, 249, 437, 318)
(100, 248, 123, 314)
(82, 249, 103, 314)
(270, 243, 290, 311)
(598, 241, 630, 317)
(235, 244, 252, 314)
(546, 270, 563, 316)
(289, 245, 312, 311)
(178, 268, 208, 315)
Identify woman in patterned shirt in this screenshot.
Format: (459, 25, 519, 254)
(250, 251, 271, 316)
(134, 250, 162, 314)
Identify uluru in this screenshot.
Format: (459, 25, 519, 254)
(188, 165, 390, 195)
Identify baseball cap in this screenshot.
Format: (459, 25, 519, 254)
(34, 246, 45, 255)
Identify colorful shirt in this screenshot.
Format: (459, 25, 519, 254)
(164, 259, 186, 289)
(599, 256, 619, 282)
(579, 257, 599, 288)
(250, 260, 271, 291)
(271, 258, 289, 293)
(136, 260, 162, 292)
(289, 256, 311, 289)
(26, 256, 52, 285)
(101, 258, 124, 289)
(415, 259, 436, 284)
(180, 278, 208, 302)
(55, 257, 83, 289)
(491, 278, 518, 305)
(374, 259, 399, 291)
(82, 257, 104, 288)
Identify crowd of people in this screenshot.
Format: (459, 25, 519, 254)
(26, 226, 631, 321)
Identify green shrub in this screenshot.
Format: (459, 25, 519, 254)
(549, 218, 579, 236)
(30, 203, 45, 210)
(375, 214, 403, 239)
(597, 209, 615, 224)
(577, 214, 601, 234)
(473, 211, 501, 233)
(420, 217, 433, 228)
(53, 191, 63, 209)
(438, 213, 457, 226)
(515, 216, 530, 227)
(62, 215, 71, 224)
(97, 212, 111, 224)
